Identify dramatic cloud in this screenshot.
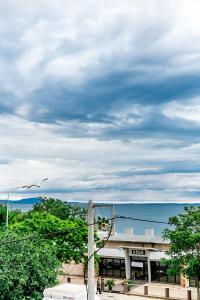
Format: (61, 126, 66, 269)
(0, 0, 200, 202)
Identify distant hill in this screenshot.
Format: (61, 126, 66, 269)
(0, 197, 41, 205)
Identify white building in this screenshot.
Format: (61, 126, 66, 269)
(98, 228, 181, 284)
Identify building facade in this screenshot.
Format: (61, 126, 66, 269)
(98, 228, 181, 285)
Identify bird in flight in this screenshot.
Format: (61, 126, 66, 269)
(21, 178, 48, 189)
(22, 184, 41, 189)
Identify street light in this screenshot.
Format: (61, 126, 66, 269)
(6, 178, 48, 228)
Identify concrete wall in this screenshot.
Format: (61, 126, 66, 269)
(104, 240, 169, 251)
(61, 263, 84, 276)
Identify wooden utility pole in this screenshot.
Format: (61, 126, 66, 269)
(88, 200, 95, 300)
(87, 201, 116, 300)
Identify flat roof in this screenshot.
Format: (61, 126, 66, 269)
(98, 231, 169, 244)
(118, 246, 159, 251)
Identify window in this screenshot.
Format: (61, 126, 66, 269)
(99, 258, 126, 278)
(189, 277, 200, 287)
(132, 249, 145, 255)
(150, 261, 180, 284)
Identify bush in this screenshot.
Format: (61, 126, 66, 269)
(124, 279, 135, 290)
(105, 279, 115, 291)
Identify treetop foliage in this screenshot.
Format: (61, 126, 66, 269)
(32, 197, 87, 221)
(11, 211, 88, 263)
(163, 206, 200, 279)
(0, 197, 92, 299)
(0, 230, 60, 300)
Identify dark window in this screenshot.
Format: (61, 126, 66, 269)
(132, 250, 145, 255)
(99, 258, 125, 278)
(189, 277, 200, 287)
(150, 261, 180, 284)
(130, 257, 148, 280)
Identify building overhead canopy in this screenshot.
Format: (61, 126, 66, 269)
(97, 248, 125, 258)
(149, 251, 167, 261)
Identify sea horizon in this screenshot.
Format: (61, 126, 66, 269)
(4, 198, 200, 236)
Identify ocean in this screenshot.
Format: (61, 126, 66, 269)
(100, 203, 200, 235)
(73, 202, 200, 235)
(9, 201, 200, 236)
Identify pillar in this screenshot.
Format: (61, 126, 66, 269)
(124, 248, 131, 279)
(147, 258, 151, 282)
(187, 290, 192, 300)
(144, 285, 148, 295)
(165, 287, 169, 298)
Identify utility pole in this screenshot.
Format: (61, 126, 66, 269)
(88, 200, 95, 300)
(112, 204, 116, 235)
(6, 193, 9, 228)
(87, 201, 116, 300)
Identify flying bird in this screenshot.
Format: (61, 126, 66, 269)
(14, 178, 48, 190)
(42, 178, 48, 182)
(21, 184, 41, 189)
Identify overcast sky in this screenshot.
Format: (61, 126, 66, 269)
(1, 0, 200, 202)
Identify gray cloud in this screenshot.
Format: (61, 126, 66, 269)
(0, 0, 200, 202)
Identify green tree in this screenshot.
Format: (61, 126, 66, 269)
(96, 216, 110, 231)
(0, 204, 22, 229)
(32, 197, 87, 221)
(11, 211, 88, 263)
(163, 206, 200, 300)
(0, 204, 7, 227)
(0, 231, 60, 300)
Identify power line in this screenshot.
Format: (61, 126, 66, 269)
(117, 215, 168, 224)
(0, 214, 169, 247)
(91, 215, 168, 226)
(0, 212, 169, 299)
(0, 227, 79, 246)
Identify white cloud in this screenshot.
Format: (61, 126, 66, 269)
(1, 1, 200, 202)
(0, 114, 199, 202)
(163, 98, 200, 124)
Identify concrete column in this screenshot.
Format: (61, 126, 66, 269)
(144, 285, 148, 295)
(187, 290, 192, 300)
(165, 287, 169, 298)
(124, 248, 131, 279)
(147, 258, 151, 282)
(88, 200, 95, 300)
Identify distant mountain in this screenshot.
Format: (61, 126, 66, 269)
(0, 197, 41, 205)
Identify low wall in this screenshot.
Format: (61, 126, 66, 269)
(61, 263, 85, 277)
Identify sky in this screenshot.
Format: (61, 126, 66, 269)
(1, 0, 200, 202)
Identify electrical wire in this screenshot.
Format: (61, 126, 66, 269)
(84, 214, 168, 298)
(0, 226, 81, 246)
(0, 212, 169, 299)
(0, 214, 169, 246)
(117, 215, 168, 224)
(90, 215, 168, 226)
